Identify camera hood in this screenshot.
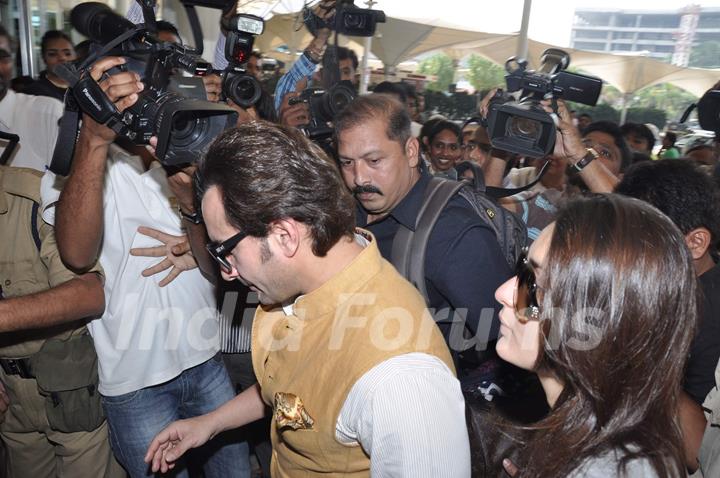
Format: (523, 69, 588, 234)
(487, 102, 557, 158)
(155, 98, 238, 166)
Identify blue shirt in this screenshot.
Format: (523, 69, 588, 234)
(356, 171, 511, 349)
(273, 52, 318, 113)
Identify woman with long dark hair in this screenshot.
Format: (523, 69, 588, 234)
(493, 194, 697, 477)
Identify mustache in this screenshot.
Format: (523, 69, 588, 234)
(352, 185, 383, 196)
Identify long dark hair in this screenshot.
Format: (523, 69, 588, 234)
(521, 194, 697, 478)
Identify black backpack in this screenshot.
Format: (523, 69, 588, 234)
(391, 160, 547, 302)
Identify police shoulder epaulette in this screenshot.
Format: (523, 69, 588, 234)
(0, 166, 43, 204)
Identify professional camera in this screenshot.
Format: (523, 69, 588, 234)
(680, 87, 720, 135)
(334, 0, 386, 37)
(289, 80, 355, 140)
(50, 1, 237, 175)
(486, 48, 603, 158)
(304, 0, 385, 37)
(215, 13, 265, 108)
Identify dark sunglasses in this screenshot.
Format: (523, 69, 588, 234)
(514, 248, 540, 323)
(206, 230, 247, 274)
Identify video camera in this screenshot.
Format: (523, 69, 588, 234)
(680, 87, 720, 136)
(50, 1, 238, 175)
(289, 80, 355, 141)
(214, 13, 265, 108)
(486, 48, 603, 158)
(304, 0, 386, 37)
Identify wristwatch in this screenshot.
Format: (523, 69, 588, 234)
(179, 207, 203, 225)
(572, 147, 600, 172)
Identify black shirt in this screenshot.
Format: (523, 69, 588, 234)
(685, 262, 720, 404)
(356, 171, 512, 349)
(24, 72, 67, 102)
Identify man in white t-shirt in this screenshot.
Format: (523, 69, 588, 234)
(0, 26, 63, 172)
(41, 56, 250, 478)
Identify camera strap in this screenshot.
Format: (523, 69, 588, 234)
(0, 131, 20, 166)
(50, 91, 81, 176)
(484, 158, 551, 199)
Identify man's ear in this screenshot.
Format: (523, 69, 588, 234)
(406, 136, 420, 169)
(684, 227, 712, 260)
(268, 219, 302, 258)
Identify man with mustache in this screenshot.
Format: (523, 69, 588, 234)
(335, 94, 511, 364)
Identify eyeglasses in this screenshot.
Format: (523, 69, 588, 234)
(514, 248, 540, 323)
(206, 230, 248, 274)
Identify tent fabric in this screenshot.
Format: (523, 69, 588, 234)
(445, 35, 718, 97)
(229, 1, 718, 98)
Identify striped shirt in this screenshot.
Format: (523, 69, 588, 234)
(337, 352, 471, 477)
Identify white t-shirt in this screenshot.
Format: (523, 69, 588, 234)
(41, 144, 219, 396)
(0, 90, 63, 172)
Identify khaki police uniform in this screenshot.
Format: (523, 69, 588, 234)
(0, 166, 125, 478)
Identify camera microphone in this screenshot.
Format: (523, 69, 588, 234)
(71, 2, 137, 45)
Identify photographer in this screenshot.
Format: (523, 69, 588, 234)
(274, 0, 359, 128)
(482, 92, 620, 195)
(41, 55, 251, 478)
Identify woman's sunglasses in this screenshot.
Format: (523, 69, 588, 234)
(514, 248, 540, 323)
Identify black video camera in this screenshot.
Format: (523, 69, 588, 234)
(289, 80, 356, 141)
(680, 87, 720, 136)
(487, 48, 602, 158)
(215, 13, 265, 108)
(334, 0, 386, 37)
(304, 0, 385, 37)
(50, 1, 237, 175)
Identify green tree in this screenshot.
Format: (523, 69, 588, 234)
(418, 53, 456, 92)
(465, 55, 505, 92)
(689, 42, 720, 68)
(630, 84, 697, 122)
(573, 103, 620, 124)
(626, 108, 667, 129)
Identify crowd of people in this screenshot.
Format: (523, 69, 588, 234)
(0, 0, 719, 477)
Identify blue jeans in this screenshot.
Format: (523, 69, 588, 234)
(102, 354, 251, 478)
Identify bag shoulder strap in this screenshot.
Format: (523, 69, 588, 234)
(391, 177, 465, 303)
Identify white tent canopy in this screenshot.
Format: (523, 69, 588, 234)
(442, 35, 719, 97)
(186, 0, 719, 100)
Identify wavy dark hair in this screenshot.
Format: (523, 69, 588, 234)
(196, 121, 356, 256)
(520, 194, 697, 478)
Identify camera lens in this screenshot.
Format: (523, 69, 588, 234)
(344, 14, 366, 29)
(227, 73, 262, 108)
(509, 117, 541, 139)
(328, 88, 353, 114)
(170, 111, 208, 148)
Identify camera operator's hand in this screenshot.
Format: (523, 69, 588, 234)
(478, 88, 499, 120)
(304, 0, 335, 59)
(314, 0, 337, 25)
(202, 74, 222, 103)
(82, 56, 144, 146)
(279, 91, 310, 128)
(279, 78, 310, 128)
(227, 99, 258, 126)
(541, 98, 586, 163)
(167, 166, 197, 215)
